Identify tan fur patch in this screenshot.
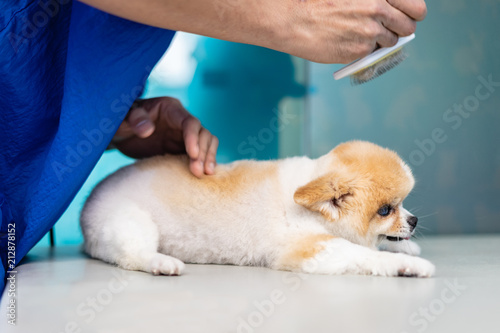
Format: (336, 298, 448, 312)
(331, 141, 414, 200)
(293, 172, 354, 209)
(136, 154, 279, 211)
(277, 234, 335, 271)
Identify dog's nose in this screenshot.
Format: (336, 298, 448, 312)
(407, 216, 418, 230)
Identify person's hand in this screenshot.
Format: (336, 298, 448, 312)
(274, 0, 427, 63)
(112, 97, 218, 178)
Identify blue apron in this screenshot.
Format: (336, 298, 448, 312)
(0, 0, 175, 293)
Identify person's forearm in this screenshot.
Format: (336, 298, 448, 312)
(78, 0, 427, 64)
(78, 0, 286, 52)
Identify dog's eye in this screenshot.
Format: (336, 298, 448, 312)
(377, 205, 392, 217)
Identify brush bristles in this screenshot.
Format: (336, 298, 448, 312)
(350, 49, 408, 86)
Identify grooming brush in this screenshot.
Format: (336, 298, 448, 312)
(333, 33, 415, 85)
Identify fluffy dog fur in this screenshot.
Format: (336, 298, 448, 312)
(80, 141, 435, 277)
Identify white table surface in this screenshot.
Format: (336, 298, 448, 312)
(2, 235, 500, 333)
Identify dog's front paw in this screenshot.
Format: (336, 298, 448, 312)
(370, 252, 435, 278)
(392, 254, 435, 278)
(379, 239, 421, 256)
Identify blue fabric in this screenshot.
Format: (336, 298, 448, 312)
(0, 1, 175, 294)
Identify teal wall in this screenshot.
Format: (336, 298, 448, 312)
(307, 1, 500, 234)
(37, 0, 500, 248)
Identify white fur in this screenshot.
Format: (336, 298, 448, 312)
(378, 239, 422, 256)
(304, 238, 432, 277)
(81, 148, 435, 278)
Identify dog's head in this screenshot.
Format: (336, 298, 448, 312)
(294, 141, 417, 248)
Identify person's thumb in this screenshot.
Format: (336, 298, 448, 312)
(127, 107, 155, 139)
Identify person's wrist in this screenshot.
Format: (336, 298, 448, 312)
(249, 0, 298, 57)
(253, 1, 326, 64)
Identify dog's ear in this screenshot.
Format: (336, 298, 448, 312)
(293, 171, 356, 221)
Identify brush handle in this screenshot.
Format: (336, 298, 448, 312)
(333, 34, 415, 80)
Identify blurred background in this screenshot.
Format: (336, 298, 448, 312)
(36, 0, 500, 248)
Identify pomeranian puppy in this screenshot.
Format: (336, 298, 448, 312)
(81, 141, 435, 277)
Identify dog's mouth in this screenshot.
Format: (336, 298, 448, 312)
(385, 235, 412, 242)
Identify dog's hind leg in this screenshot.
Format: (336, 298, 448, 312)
(82, 203, 185, 275)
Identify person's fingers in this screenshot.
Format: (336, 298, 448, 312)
(189, 158, 204, 178)
(195, 128, 215, 174)
(379, 3, 417, 38)
(197, 128, 211, 162)
(387, 0, 427, 22)
(127, 106, 156, 138)
(204, 136, 219, 175)
(375, 25, 399, 48)
(182, 116, 202, 160)
(189, 130, 218, 177)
